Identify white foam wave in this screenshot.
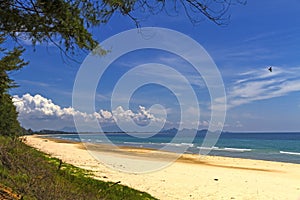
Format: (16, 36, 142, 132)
(123, 142, 194, 147)
(223, 147, 252, 152)
(123, 142, 145, 145)
(280, 151, 300, 156)
(197, 146, 252, 152)
(197, 146, 219, 150)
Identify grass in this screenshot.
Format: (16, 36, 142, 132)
(0, 136, 157, 200)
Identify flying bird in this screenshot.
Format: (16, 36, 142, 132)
(268, 66, 272, 72)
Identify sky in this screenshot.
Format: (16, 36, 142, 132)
(9, 1, 300, 132)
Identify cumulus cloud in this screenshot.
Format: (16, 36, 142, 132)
(112, 105, 161, 126)
(13, 93, 165, 131)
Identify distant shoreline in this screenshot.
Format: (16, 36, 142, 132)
(38, 135, 299, 167)
(30, 128, 300, 135)
(34, 131, 300, 165)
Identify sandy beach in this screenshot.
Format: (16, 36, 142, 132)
(23, 135, 300, 200)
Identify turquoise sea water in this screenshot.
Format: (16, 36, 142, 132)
(44, 131, 300, 164)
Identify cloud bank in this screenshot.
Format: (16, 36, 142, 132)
(13, 93, 165, 131)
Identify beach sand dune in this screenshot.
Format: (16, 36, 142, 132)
(24, 135, 300, 200)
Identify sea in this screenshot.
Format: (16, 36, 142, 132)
(43, 131, 300, 164)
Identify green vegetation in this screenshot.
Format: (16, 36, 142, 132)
(0, 35, 27, 136)
(0, 136, 157, 200)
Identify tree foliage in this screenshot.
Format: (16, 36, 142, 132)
(0, 36, 27, 136)
(0, 0, 103, 54)
(1, 0, 245, 53)
(0, 36, 28, 94)
(100, 0, 246, 26)
(0, 94, 21, 136)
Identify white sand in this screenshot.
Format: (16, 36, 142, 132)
(23, 135, 300, 200)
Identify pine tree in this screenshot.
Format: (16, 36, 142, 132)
(0, 94, 21, 136)
(0, 36, 27, 136)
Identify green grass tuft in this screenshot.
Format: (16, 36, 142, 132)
(0, 136, 157, 200)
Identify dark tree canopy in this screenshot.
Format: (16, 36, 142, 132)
(0, 35, 27, 136)
(0, 93, 21, 136)
(1, 0, 102, 53)
(1, 0, 245, 54)
(0, 36, 28, 94)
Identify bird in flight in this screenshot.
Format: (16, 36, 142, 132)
(268, 66, 272, 72)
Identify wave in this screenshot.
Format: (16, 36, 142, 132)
(197, 146, 219, 150)
(197, 146, 252, 152)
(223, 147, 252, 152)
(123, 141, 149, 146)
(123, 142, 194, 147)
(180, 143, 194, 147)
(279, 151, 300, 156)
(54, 136, 81, 142)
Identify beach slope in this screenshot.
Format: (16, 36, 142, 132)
(24, 135, 300, 200)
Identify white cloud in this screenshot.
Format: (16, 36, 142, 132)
(235, 121, 243, 128)
(99, 110, 112, 119)
(13, 93, 165, 131)
(227, 66, 300, 108)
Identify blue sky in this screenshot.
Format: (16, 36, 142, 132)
(10, 1, 300, 132)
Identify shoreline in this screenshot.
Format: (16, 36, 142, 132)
(37, 133, 300, 165)
(39, 136, 290, 171)
(37, 133, 300, 164)
(23, 135, 300, 200)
